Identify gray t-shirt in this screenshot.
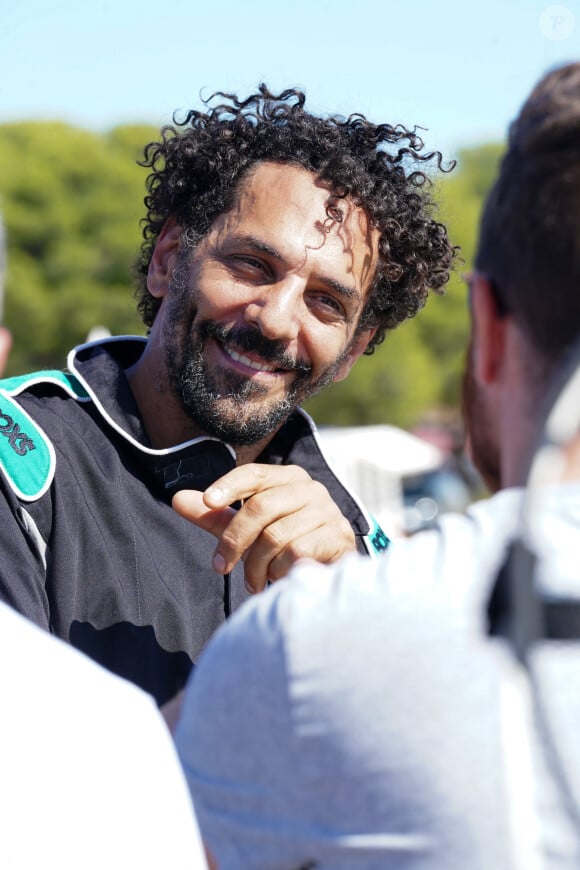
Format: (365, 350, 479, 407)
(175, 486, 580, 869)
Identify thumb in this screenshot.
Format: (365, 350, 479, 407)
(172, 489, 236, 539)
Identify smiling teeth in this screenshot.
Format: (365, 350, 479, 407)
(227, 347, 277, 373)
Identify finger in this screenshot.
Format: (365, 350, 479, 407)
(245, 517, 355, 593)
(203, 463, 310, 508)
(172, 490, 237, 539)
(211, 479, 329, 574)
(242, 511, 323, 592)
(267, 523, 354, 578)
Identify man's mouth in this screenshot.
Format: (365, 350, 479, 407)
(197, 320, 312, 377)
(225, 345, 280, 374)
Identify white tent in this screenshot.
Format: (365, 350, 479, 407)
(317, 424, 445, 538)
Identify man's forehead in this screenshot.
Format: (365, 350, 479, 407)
(235, 162, 361, 223)
(224, 162, 379, 267)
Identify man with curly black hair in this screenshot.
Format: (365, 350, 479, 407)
(0, 86, 453, 706)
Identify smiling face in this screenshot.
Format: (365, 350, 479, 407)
(148, 162, 379, 446)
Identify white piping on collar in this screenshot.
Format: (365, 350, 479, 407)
(67, 336, 237, 461)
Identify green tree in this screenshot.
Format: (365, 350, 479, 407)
(0, 121, 157, 373)
(304, 317, 442, 429)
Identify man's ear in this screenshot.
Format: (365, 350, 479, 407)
(147, 218, 182, 298)
(332, 328, 376, 383)
(470, 273, 507, 385)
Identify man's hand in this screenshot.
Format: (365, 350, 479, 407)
(172, 464, 356, 593)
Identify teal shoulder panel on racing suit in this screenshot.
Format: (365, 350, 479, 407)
(0, 370, 88, 502)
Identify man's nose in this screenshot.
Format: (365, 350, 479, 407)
(243, 277, 304, 340)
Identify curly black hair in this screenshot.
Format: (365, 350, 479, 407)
(135, 84, 456, 353)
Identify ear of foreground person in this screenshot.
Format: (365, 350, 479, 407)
(0, 599, 208, 869)
(173, 61, 580, 870)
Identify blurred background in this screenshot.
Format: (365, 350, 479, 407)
(0, 0, 577, 531)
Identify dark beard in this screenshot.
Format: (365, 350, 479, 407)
(461, 342, 501, 493)
(166, 318, 347, 446)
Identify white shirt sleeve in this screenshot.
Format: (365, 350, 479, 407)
(0, 603, 207, 870)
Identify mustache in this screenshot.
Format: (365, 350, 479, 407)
(198, 321, 312, 375)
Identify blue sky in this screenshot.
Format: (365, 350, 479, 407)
(1, 0, 579, 160)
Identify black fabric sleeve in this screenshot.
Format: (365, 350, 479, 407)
(0, 472, 50, 629)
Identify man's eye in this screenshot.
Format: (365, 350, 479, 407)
(312, 293, 346, 318)
(232, 255, 266, 271)
(226, 255, 273, 282)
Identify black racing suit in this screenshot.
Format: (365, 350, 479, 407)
(0, 337, 387, 704)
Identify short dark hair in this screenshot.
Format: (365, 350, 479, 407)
(134, 85, 455, 353)
(476, 62, 580, 365)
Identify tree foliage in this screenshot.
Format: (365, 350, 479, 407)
(0, 122, 156, 373)
(0, 121, 504, 425)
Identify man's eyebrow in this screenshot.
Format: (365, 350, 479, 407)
(227, 235, 283, 261)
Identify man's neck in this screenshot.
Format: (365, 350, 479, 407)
(125, 353, 200, 449)
(233, 440, 272, 466)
